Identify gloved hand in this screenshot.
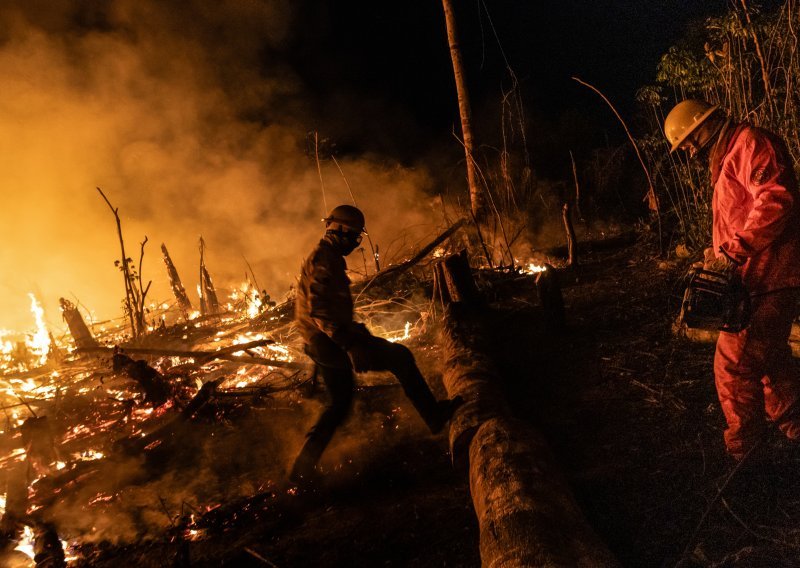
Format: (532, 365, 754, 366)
(346, 336, 373, 373)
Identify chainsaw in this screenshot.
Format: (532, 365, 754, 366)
(679, 267, 751, 333)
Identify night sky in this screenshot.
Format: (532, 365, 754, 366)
(283, 0, 733, 173)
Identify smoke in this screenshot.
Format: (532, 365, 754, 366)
(0, 0, 444, 332)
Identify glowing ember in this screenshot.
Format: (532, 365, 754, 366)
(73, 449, 105, 462)
(517, 260, 548, 274)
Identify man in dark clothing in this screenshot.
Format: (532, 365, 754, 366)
(665, 100, 800, 459)
(290, 205, 461, 482)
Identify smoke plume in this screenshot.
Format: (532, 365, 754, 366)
(0, 0, 443, 333)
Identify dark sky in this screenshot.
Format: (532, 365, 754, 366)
(284, 0, 733, 175)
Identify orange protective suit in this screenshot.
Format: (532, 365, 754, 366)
(710, 122, 800, 458)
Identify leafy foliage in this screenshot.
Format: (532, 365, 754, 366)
(639, 1, 800, 250)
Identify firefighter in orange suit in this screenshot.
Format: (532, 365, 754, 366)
(666, 100, 800, 459)
(290, 205, 461, 482)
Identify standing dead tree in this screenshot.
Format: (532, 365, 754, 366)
(198, 237, 220, 316)
(434, 251, 618, 567)
(441, 0, 484, 218)
(97, 188, 151, 338)
(562, 202, 579, 267)
(161, 243, 193, 320)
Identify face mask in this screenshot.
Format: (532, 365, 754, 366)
(327, 230, 362, 256)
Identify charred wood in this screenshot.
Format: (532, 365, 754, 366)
(469, 418, 619, 567)
(112, 353, 172, 406)
(1, 458, 29, 537)
(33, 522, 66, 568)
(115, 379, 220, 455)
(58, 298, 98, 350)
(21, 416, 58, 476)
(161, 243, 193, 320)
(199, 237, 220, 316)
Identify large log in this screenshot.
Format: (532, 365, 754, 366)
(470, 418, 619, 567)
(436, 252, 618, 567)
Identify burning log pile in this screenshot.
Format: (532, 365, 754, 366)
(0, 216, 605, 565)
(0, 303, 312, 565)
(0, 221, 481, 565)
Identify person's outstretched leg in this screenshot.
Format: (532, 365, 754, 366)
(360, 335, 460, 433)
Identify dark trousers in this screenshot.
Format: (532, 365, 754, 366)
(290, 332, 440, 478)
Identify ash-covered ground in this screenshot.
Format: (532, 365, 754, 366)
(3, 238, 800, 567)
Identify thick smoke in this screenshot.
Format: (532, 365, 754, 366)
(0, 0, 443, 332)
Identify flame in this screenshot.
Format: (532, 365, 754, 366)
(516, 259, 547, 274)
(14, 525, 35, 559)
(25, 293, 50, 365)
(386, 321, 413, 343)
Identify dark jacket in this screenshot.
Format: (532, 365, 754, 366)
(295, 236, 355, 345)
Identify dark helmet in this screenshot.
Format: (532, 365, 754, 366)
(324, 205, 366, 234)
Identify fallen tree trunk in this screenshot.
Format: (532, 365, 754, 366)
(435, 252, 618, 567)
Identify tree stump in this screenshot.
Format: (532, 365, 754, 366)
(59, 298, 98, 350)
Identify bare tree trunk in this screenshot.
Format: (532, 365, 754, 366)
(562, 202, 578, 267)
(441, 0, 484, 218)
(569, 150, 584, 221)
